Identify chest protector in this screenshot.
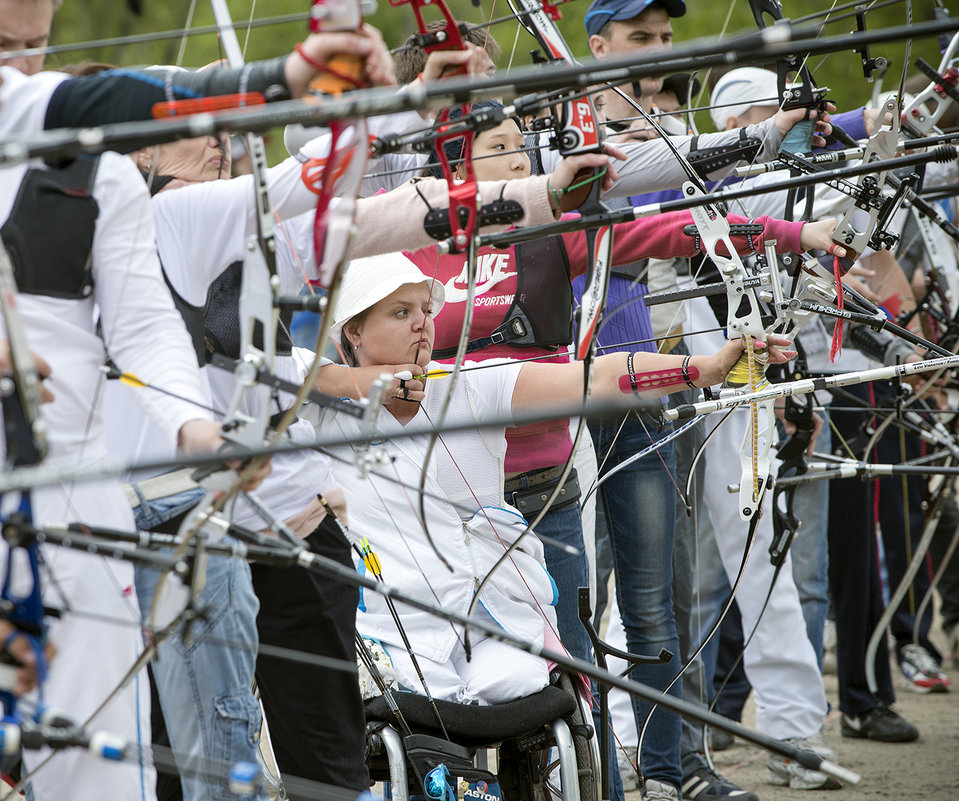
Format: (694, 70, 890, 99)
(201, 260, 293, 364)
(1, 156, 100, 299)
(433, 236, 573, 360)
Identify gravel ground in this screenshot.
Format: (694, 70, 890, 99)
(625, 625, 959, 800)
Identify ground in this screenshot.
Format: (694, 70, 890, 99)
(625, 624, 959, 800)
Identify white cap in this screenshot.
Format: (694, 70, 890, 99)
(710, 68, 779, 131)
(330, 253, 446, 343)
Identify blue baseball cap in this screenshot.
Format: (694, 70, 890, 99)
(585, 0, 686, 37)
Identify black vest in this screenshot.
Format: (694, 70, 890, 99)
(1, 156, 100, 299)
(166, 259, 294, 366)
(433, 236, 574, 359)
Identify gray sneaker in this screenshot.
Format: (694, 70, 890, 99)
(766, 737, 842, 790)
(644, 779, 680, 800)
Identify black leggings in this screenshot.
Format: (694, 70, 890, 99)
(251, 517, 369, 796)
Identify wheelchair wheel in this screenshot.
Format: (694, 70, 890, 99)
(497, 670, 599, 801)
(558, 670, 599, 801)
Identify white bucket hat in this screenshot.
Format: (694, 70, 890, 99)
(330, 253, 446, 343)
(710, 67, 779, 131)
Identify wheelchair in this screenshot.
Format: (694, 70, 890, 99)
(362, 590, 672, 801)
(363, 666, 599, 801)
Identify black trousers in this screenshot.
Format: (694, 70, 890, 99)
(827, 386, 895, 715)
(251, 517, 369, 797)
(875, 423, 939, 662)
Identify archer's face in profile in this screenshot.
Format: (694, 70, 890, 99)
(344, 283, 436, 369)
(457, 120, 530, 183)
(136, 133, 232, 185)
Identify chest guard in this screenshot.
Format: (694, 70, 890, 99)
(433, 236, 574, 359)
(163, 272, 209, 365)
(202, 261, 293, 363)
(1, 156, 100, 299)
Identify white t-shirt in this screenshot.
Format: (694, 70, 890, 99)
(309, 359, 557, 663)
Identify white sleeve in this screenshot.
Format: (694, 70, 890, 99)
(151, 127, 374, 305)
(462, 359, 523, 422)
(93, 153, 212, 441)
(604, 118, 785, 198)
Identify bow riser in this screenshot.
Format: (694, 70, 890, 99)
(901, 30, 959, 138)
(685, 183, 774, 521)
(832, 95, 902, 260)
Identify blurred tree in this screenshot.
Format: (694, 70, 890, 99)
(44, 0, 944, 155)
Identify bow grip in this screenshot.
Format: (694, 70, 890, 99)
(779, 119, 814, 156)
(308, 54, 368, 95)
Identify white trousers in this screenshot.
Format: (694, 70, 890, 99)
(23, 546, 156, 801)
(385, 609, 550, 705)
(702, 411, 827, 739)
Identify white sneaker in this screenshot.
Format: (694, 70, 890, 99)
(644, 779, 680, 800)
(765, 737, 842, 790)
(899, 643, 952, 693)
(803, 730, 836, 761)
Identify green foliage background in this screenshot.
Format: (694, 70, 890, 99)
(47, 0, 944, 161)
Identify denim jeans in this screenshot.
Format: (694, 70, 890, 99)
(787, 419, 831, 670)
(514, 500, 623, 801)
(133, 489, 267, 801)
(589, 412, 682, 791)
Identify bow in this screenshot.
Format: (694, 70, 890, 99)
(748, 0, 829, 155)
(0, 235, 50, 725)
(461, 0, 615, 637)
(147, 0, 286, 640)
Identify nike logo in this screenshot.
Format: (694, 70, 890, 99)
(444, 252, 515, 303)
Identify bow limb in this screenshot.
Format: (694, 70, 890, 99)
(911, 500, 959, 648)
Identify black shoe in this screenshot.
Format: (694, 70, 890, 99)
(840, 705, 919, 742)
(709, 726, 735, 751)
(683, 766, 759, 801)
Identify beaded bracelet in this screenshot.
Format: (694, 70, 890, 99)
(681, 354, 696, 389)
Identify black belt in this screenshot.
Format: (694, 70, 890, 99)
(504, 466, 581, 517)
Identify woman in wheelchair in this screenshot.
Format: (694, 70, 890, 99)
(312, 252, 794, 705)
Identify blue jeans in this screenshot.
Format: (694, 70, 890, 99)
(515, 500, 623, 801)
(670, 383, 724, 769)
(788, 419, 831, 670)
(133, 489, 267, 801)
(589, 413, 682, 791)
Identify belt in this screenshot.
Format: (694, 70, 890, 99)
(505, 466, 581, 517)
